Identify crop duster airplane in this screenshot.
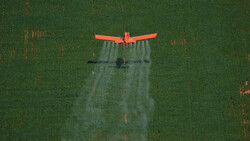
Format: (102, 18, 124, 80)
(94, 32, 157, 47)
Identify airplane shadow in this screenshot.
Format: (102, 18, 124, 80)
(87, 58, 150, 69)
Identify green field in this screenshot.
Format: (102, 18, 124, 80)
(0, 0, 249, 140)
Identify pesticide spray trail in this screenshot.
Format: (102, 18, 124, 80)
(109, 40, 154, 140)
(62, 42, 118, 140)
(62, 41, 153, 140)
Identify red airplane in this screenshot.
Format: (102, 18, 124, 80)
(94, 32, 157, 47)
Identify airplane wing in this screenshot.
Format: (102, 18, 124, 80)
(132, 33, 158, 41)
(95, 34, 123, 43)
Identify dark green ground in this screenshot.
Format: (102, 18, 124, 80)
(0, 0, 249, 140)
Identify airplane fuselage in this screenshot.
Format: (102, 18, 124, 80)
(117, 32, 136, 46)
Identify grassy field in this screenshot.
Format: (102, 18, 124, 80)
(0, 0, 249, 140)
